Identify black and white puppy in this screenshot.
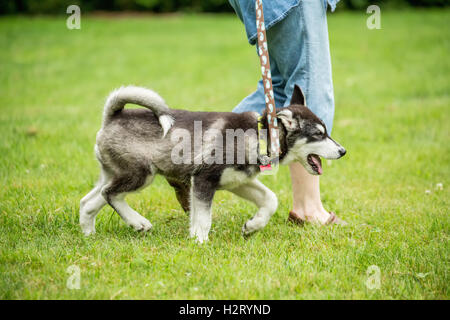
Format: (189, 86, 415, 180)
(79, 85, 346, 242)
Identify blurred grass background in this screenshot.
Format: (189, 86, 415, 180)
(0, 7, 449, 299)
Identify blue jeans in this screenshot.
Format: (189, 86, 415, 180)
(232, 0, 335, 132)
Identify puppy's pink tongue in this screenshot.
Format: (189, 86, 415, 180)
(311, 156, 323, 175)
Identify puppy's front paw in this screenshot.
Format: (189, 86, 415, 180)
(190, 226, 209, 244)
(242, 218, 265, 238)
(129, 216, 153, 232)
(242, 222, 255, 239)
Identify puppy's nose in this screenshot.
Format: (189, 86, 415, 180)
(339, 148, 346, 157)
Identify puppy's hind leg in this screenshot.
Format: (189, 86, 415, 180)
(102, 170, 154, 232)
(229, 179, 278, 236)
(80, 170, 109, 236)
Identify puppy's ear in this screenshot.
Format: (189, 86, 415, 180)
(290, 84, 306, 106)
(277, 109, 298, 131)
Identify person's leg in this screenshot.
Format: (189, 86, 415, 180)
(266, 0, 336, 224)
(289, 162, 330, 224)
(231, 0, 339, 224)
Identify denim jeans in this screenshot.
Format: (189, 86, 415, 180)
(230, 0, 336, 132)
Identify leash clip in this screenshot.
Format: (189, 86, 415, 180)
(258, 154, 270, 166)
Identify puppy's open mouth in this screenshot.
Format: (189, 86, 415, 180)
(307, 154, 322, 175)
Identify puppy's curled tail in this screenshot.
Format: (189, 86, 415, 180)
(102, 85, 174, 137)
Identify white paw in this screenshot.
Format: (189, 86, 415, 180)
(242, 218, 265, 236)
(81, 226, 95, 236)
(242, 222, 253, 237)
(80, 214, 95, 236)
(128, 215, 152, 232)
(190, 226, 209, 243)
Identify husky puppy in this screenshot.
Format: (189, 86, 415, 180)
(79, 85, 346, 243)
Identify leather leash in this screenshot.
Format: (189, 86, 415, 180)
(255, 0, 280, 174)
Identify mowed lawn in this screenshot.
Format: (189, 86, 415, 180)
(0, 9, 449, 299)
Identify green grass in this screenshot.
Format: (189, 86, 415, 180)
(0, 9, 449, 299)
